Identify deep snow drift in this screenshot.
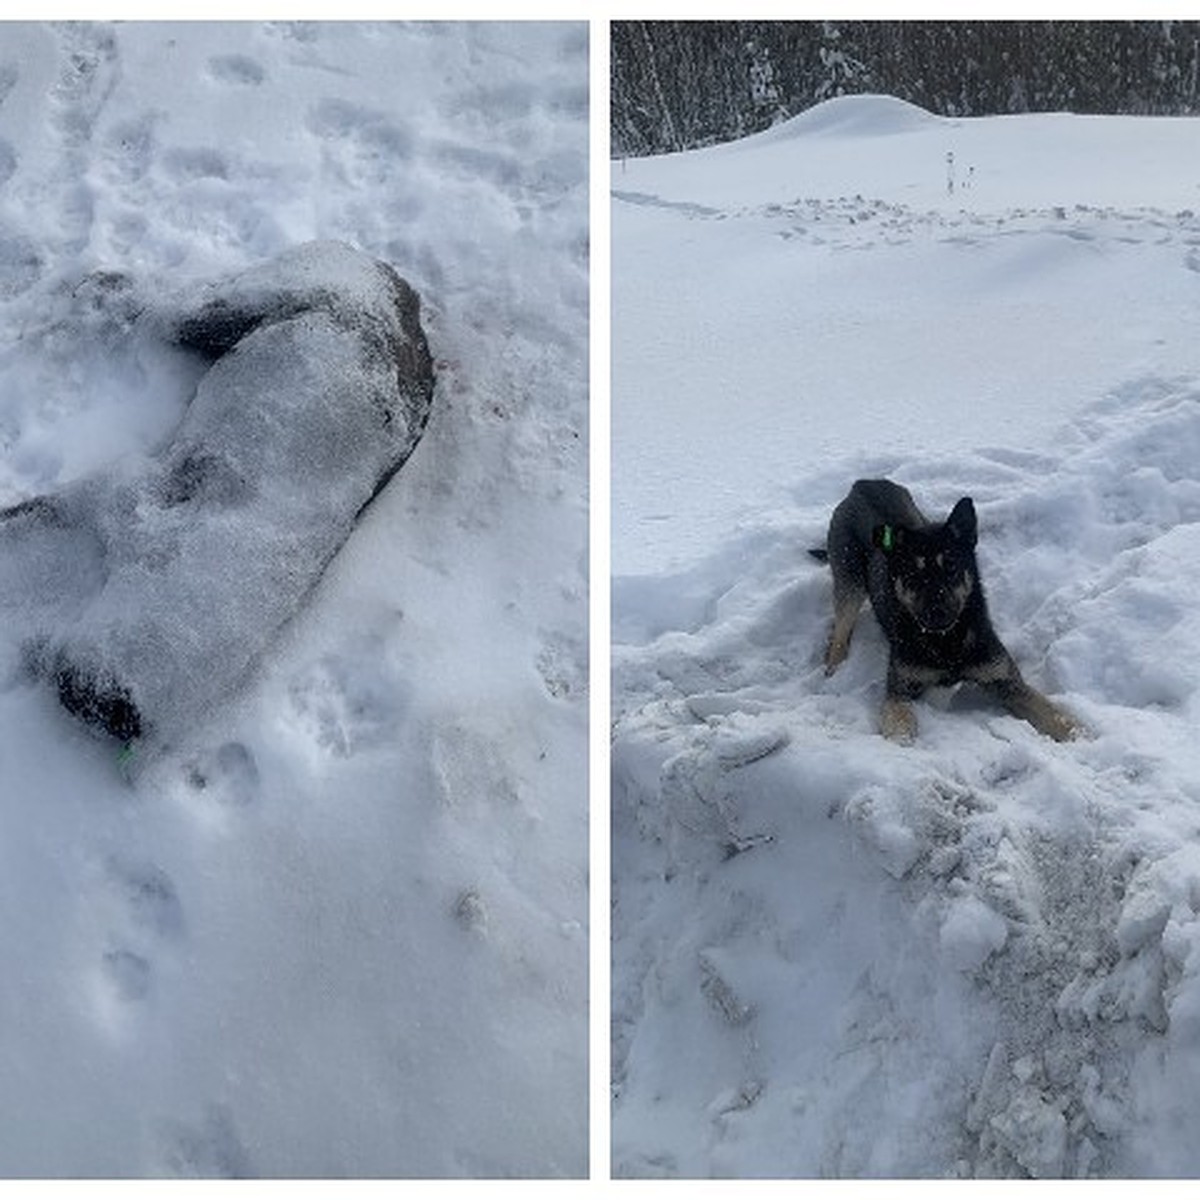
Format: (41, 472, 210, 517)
(0, 22, 587, 1178)
(612, 96, 1200, 1177)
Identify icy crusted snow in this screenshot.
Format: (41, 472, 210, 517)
(613, 96, 1200, 1178)
(0, 22, 586, 1178)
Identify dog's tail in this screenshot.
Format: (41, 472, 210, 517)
(808, 547, 829, 563)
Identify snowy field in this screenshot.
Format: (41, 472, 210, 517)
(612, 95, 1200, 1177)
(0, 21, 587, 1178)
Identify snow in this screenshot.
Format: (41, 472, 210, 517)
(612, 95, 1200, 1177)
(0, 21, 586, 1178)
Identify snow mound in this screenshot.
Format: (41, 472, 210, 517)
(3, 241, 434, 748)
(613, 377, 1200, 1177)
(762, 94, 945, 142)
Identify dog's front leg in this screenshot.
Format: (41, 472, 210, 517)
(1003, 681, 1080, 742)
(824, 582, 866, 675)
(974, 661, 1080, 742)
(880, 696, 918, 742)
(880, 660, 922, 743)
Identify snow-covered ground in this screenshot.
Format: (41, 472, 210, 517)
(612, 95, 1200, 1178)
(0, 21, 587, 1178)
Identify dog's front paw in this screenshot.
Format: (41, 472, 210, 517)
(823, 639, 847, 676)
(1023, 694, 1083, 743)
(1044, 707, 1084, 743)
(880, 697, 917, 744)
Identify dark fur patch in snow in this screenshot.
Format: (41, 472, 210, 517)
(4, 241, 436, 746)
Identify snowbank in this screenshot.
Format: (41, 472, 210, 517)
(613, 97, 1200, 1178)
(760, 93, 945, 141)
(614, 377, 1200, 1178)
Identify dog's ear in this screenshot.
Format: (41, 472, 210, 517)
(872, 523, 903, 553)
(947, 497, 977, 546)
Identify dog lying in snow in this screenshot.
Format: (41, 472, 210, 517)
(0, 241, 435, 748)
(811, 479, 1079, 743)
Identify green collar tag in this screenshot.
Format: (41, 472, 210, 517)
(881, 524, 895, 552)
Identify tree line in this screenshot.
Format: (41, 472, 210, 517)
(611, 21, 1200, 157)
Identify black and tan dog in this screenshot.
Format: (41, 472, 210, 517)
(810, 479, 1079, 743)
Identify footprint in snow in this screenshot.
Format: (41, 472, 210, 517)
(48, 22, 119, 148)
(102, 947, 152, 1002)
(430, 138, 522, 193)
(979, 745, 1036, 790)
(100, 113, 157, 184)
(205, 54, 266, 87)
(182, 740, 260, 808)
(0, 62, 17, 108)
(161, 145, 230, 183)
(306, 96, 416, 185)
(283, 641, 409, 761)
(108, 858, 185, 937)
(157, 1103, 254, 1178)
(0, 231, 41, 297)
(94, 857, 184, 1014)
(0, 139, 16, 187)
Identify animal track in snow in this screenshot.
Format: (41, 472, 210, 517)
(161, 145, 230, 183)
(0, 140, 16, 188)
(0, 62, 18, 109)
(91, 856, 185, 1020)
(429, 138, 522, 193)
(283, 639, 410, 761)
(48, 22, 119, 149)
(31, 23, 121, 261)
(306, 97, 415, 185)
(100, 113, 157, 184)
(102, 948, 152, 1002)
(720, 195, 1200, 261)
(205, 54, 266, 87)
(108, 858, 186, 938)
(156, 1103, 254, 1178)
(182, 741, 261, 809)
(0, 231, 42, 298)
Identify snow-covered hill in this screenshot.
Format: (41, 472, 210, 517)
(0, 21, 587, 1178)
(612, 95, 1200, 1178)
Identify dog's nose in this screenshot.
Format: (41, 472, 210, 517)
(919, 598, 958, 633)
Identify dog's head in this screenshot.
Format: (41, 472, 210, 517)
(873, 496, 977, 634)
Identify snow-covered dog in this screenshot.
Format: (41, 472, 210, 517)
(1, 241, 435, 748)
(811, 478, 1079, 743)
